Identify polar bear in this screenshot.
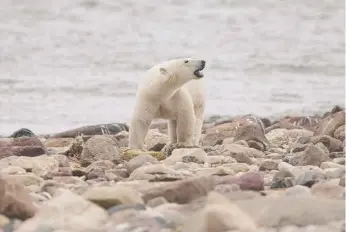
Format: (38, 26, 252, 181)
(128, 58, 206, 150)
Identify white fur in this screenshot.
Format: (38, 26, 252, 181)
(128, 58, 206, 150)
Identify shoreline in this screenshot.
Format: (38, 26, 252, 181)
(1, 104, 344, 139)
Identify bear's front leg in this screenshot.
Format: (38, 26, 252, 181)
(128, 101, 157, 150)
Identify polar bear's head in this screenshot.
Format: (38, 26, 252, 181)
(158, 58, 206, 84)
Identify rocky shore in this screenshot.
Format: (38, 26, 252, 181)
(0, 106, 345, 232)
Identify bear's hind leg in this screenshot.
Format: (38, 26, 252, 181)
(168, 120, 178, 144)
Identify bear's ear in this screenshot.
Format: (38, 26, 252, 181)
(160, 68, 168, 75)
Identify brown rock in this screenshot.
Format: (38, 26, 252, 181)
(334, 125, 345, 141)
(314, 110, 345, 137)
(0, 137, 47, 159)
(309, 135, 343, 152)
(202, 115, 268, 148)
(215, 172, 264, 191)
(0, 175, 37, 220)
(259, 160, 279, 171)
(298, 144, 331, 166)
(63, 136, 84, 159)
(142, 176, 214, 204)
(266, 116, 321, 133)
(81, 135, 121, 166)
(233, 122, 269, 150)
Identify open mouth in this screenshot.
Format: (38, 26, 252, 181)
(194, 63, 205, 78)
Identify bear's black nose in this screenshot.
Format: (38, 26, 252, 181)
(201, 60, 206, 65)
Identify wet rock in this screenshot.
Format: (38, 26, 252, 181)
(128, 164, 184, 181)
(181, 191, 256, 232)
(51, 123, 129, 138)
(0, 175, 37, 220)
(216, 171, 264, 191)
(81, 135, 121, 166)
(163, 148, 207, 165)
(314, 110, 345, 137)
(10, 128, 36, 138)
(311, 182, 345, 200)
(235, 196, 345, 227)
(83, 186, 143, 209)
(259, 160, 279, 171)
(295, 170, 326, 187)
(144, 129, 169, 151)
(15, 189, 108, 232)
(297, 144, 331, 166)
(126, 154, 159, 174)
(142, 176, 214, 204)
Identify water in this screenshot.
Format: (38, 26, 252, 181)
(0, 0, 344, 136)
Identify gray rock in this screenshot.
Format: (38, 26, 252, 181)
(270, 170, 295, 189)
(296, 170, 326, 187)
(297, 144, 331, 166)
(259, 160, 279, 171)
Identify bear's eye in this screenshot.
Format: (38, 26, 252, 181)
(184, 60, 189, 63)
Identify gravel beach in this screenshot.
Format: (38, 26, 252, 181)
(0, 105, 345, 232)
